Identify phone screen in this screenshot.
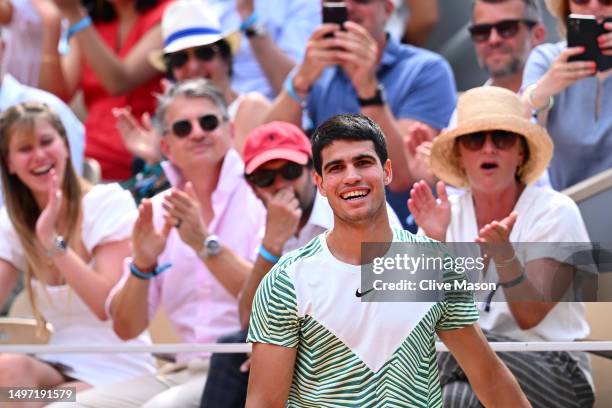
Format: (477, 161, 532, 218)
(567, 14, 599, 63)
(323, 2, 348, 33)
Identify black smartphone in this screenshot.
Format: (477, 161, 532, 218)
(567, 14, 612, 72)
(322, 2, 348, 38)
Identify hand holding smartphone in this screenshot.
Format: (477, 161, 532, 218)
(322, 1, 348, 38)
(567, 14, 612, 72)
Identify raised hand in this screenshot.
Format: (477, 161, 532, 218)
(31, 0, 62, 27)
(408, 180, 450, 242)
(403, 122, 436, 185)
(132, 199, 172, 269)
(535, 47, 596, 101)
(475, 211, 517, 265)
(113, 108, 161, 164)
(236, 0, 254, 21)
(161, 182, 208, 253)
(292, 24, 344, 92)
(35, 169, 63, 250)
(260, 187, 302, 255)
(600, 22, 612, 56)
(334, 21, 379, 98)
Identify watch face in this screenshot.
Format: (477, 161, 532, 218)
(55, 235, 68, 251)
(245, 23, 266, 38)
(206, 236, 221, 256)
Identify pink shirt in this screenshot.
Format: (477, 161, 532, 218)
(109, 149, 265, 362)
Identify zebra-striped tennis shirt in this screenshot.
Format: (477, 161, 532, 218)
(248, 228, 479, 407)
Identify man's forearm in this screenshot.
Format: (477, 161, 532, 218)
(402, 0, 439, 46)
(248, 35, 296, 96)
(201, 247, 253, 298)
(111, 275, 151, 340)
(472, 356, 530, 408)
(264, 89, 303, 126)
(238, 256, 275, 328)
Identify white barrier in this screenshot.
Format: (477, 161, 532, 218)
(1, 341, 612, 354)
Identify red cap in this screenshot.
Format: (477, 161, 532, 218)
(243, 122, 312, 175)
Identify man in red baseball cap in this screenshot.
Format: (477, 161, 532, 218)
(201, 121, 401, 407)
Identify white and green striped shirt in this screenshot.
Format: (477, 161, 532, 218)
(248, 228, 479, 407)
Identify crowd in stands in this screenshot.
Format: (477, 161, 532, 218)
(0, 0, 609, 406)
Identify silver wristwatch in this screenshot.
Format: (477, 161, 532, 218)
(46, 235, 67, 257)
(198, 234, 221, 258)
(245, 22, 267, 38)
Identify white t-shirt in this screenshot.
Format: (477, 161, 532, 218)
(445, 184, 590, 342)
(0, 184, 155, 385)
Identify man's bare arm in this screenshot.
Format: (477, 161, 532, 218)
(438, 324, 530, 407)
(402, 0, 439, 46)
(246, 342, 297, 408)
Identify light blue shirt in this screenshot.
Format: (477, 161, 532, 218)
(0, 74, 85, 206)
(307, 36, 457, 131)
(523, 41, 612, 191)
(209, 0, 321, 99)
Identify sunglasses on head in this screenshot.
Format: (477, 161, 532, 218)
(167, 114, 224, 138)
(246, 162, 305, 188)
(468, 19, 537, 42)
(570, 0, 612, 5)
(163, 45, 218, 70)
(458, 130, 520, 151)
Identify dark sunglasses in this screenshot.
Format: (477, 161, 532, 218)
(468, 19, 537, 42)
(570, 0, 612, 5)
(167, 114, 223, 138)
(458, 130, 519, 151)
(163, 46, 218, 70)
(246, 162, 305, 188)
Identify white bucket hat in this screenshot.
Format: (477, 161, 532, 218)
(149, 0, 240, 72)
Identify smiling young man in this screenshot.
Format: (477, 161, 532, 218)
(245, 114, 529, 408)
(201, 121, 401, 408)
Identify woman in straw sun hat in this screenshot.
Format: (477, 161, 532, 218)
(520, 0, 612, 191)
(410, 86, 594, 407)
(113, 0, 270, 167)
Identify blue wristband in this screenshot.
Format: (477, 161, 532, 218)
(284, 71, 307, 108)
(259, 245, 280, 264)
(67, 15, 92, 40)
(130, 262, 172, 280)
(239, 11, 259, 32)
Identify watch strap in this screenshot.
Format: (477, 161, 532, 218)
(357, 84, 385, 107)
(244, 22, 267, 38)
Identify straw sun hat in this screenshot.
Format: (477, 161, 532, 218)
(149, 0, 241, 72)
(430, 86, 554, 189)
